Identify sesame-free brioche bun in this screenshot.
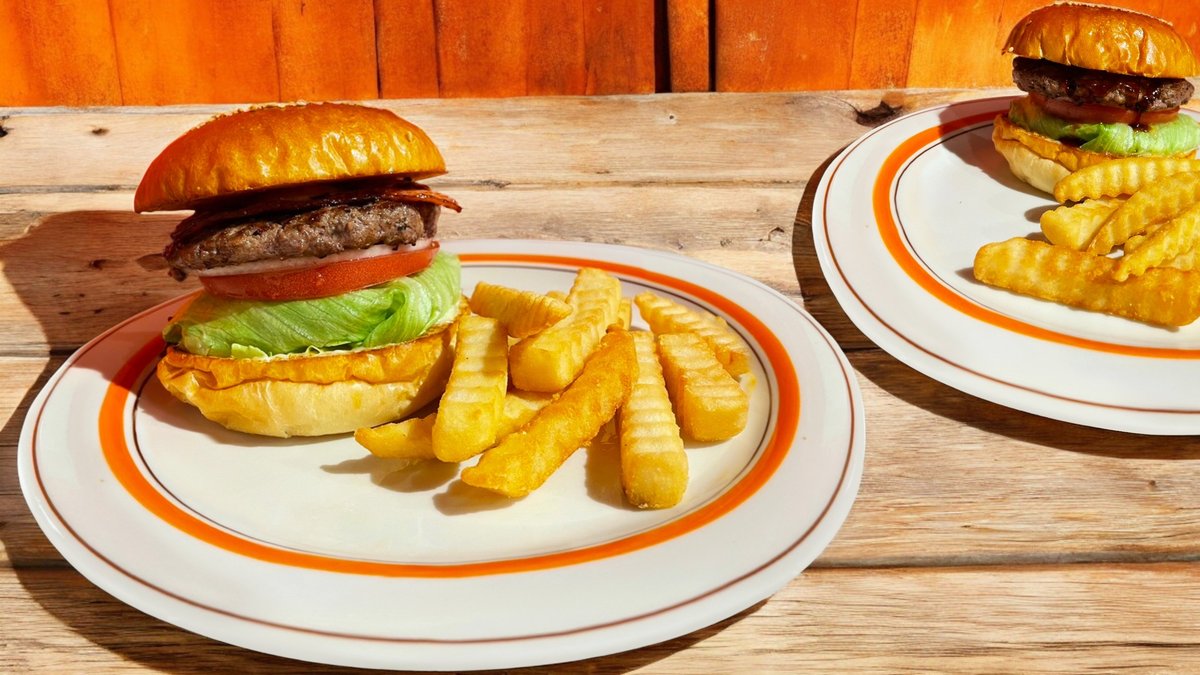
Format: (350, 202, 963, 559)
(155, 321, 455, 438)
(134, 102, 446, 213)
(1003, 3, 1200, 78)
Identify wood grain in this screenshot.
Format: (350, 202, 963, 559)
(108, 0, 280, 105)
(375, 0, 441, 98)
(0, 0, 121, 106)
(714, 0, 857, 91)
(273, 0, 378, 102)
(666, 0, 710, 92)
(2, 565, 1200, 671)
(433, 0, 529, 97)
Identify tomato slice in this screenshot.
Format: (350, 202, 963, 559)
(200, 242, 439, 301)
(1032, 93, 1178, 126)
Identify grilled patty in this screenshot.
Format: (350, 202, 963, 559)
(165, 199, 439, 279)
(1012, 57, 1194, 112)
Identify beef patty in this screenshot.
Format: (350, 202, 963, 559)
(165, 198, 439, 280)
(1012, 57, 1194, 112)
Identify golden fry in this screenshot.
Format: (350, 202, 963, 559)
(616, 297, 633, 330)
(432, 315, 509, 463)
(656, 332, 749, 442)
(1053, 157, 1200, 204)
(509, 268, 622, 392)
(468, 281, 572, 338)
(1115, 201, 1200, 280)
(355, 413, 436, 460)
(618, 331, 687, 509)
(1039, 198, 1122, 250)
(634, 292, 751, 376)
(355, 390, 554, 461)
(974, 237, 1200, 327)
(1088, 171, 1200, 254)
(462, 329, 636, 498)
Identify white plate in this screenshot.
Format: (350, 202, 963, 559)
(813, 96, 1200, 435)
(19, 239, 864, 670)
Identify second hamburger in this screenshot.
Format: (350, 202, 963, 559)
(994, 2, 1200, 193)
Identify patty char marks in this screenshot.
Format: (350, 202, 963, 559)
(1012, 57, 1194, 112)
(165, 198, 440, 279)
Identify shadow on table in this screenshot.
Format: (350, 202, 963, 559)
(791, 148, 1200, 461)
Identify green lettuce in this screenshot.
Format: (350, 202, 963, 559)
(164, 252, 461, 358)
(1009, 97, 1200, 156)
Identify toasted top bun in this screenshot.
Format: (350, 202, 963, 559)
(135, 102, 446, 213)
(1004, 3, 1200, 78)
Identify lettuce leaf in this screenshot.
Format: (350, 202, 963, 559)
(1009, 97, 1200, 156)
(164, 252, 461, 358)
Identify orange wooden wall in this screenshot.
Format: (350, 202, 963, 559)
(2, 0, 1199, 106)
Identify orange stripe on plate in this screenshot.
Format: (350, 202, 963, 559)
(873, 112, 1200, 359)
(99, 253, 801, 577)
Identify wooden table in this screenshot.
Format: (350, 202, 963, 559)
(3, 90, 1199, 672)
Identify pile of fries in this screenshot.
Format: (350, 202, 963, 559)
(354, 267, 753, 509)
(974, 157, 1200, 327)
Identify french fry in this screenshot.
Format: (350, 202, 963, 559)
(468, 281, 572, 338)
(355, 412, 436, 460)
(1164, 246, 1200, 271)
(462, 329, 636, 498)
(508, 268, 621, 392)
(1053, 157, 1200, 203)
(1115, 201, 1200, 280)
(618, 331, 687, 509)
(1088, 171, 1200, 254)
(635, 292, 751, 376)
(656, 332, 749, 442)
(432, 315, 509, 463)
(616, 297, 633, 330)
(356, 390, 555, 460)
(974, 237, 1200, 327)
(1039, 198, 1122, 250)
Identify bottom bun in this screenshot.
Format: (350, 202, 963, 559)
(156, 323, 455, 437)
(992, 114, 1116, 193)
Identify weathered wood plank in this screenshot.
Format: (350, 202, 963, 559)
(666, 0, 710, 92)
(433, 0, 529, 97)
(107, 0, 280, 105)
(375, 0, 442, 98)
(273, 0, 379, 102)
(0, 184, 802, 352)
(2, 564, 1199, 672)
(713, 0, 857, 91)
(847, 0, 918, 90)
(0, 90, 999, 190)
(0, 0, 121, 106)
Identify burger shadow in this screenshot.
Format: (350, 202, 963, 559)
(794, 143, 1200, 460)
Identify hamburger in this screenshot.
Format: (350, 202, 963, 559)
(135, 103, 463, 437)
(994, 2, 1200, 193)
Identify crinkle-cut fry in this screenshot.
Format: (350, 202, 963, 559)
(1054, 157, 1200, 203)
(354, 390, 554, 462)
(468, 281, 572, 338)
(508, 268, 621, 392)
(619, 331, 687, 509)
(1039, 198, 1122, 250)
(616, 297, 633, 330)
(355, 412, 436, 460)
(432, 315, 509, 463)
(634, 292, 751, 377)
(974, 237, 1200, 327)
(1115, 201, 1200, 281)
(1088, 171, 1200, 254)
(656, 332, 749, 442)
(462, 329, 636, 498)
